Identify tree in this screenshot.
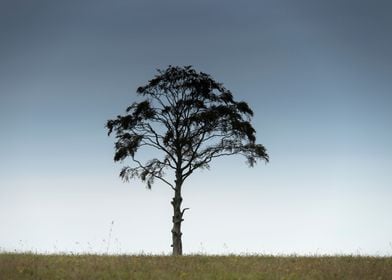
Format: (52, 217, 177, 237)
(106, 66, 269, 255)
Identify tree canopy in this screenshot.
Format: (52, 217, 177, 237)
(106, 65, 269, 189)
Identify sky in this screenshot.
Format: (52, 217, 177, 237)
(1, 0, 391, 255)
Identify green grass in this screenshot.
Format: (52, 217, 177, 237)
(0, 253, 391, 279)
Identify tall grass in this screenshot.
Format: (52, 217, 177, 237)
(1, 253, 391, 279)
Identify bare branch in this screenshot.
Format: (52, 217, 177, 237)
(181, 208, 190, 217)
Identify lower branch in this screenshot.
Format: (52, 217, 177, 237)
(181, 208, 190, 216)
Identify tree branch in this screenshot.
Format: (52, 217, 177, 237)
(132, 158, 175, 190)
(181, 208, 190, 217)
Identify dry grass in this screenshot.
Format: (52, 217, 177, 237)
(0, 253, 391, 279)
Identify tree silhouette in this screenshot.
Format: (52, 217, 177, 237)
(106, 66, 269, 255)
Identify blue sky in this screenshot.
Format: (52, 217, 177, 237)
(0, 0, 391, 255)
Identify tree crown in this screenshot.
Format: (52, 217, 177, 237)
(107, 65, 268, 189)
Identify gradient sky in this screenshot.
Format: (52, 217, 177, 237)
(1, 0, 391, 255)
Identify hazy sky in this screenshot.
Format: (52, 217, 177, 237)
(1, 0, 391, 255)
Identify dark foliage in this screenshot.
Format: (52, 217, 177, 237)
(106, 65, 268, 189)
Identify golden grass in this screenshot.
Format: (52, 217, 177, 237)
(0, 253, 391, 279)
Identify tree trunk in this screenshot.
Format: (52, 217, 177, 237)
(171, 178, 184, 256)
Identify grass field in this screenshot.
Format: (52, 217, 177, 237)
(0, 253, 391, 279)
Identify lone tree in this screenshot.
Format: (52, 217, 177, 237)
(106, 66, 268, 255)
